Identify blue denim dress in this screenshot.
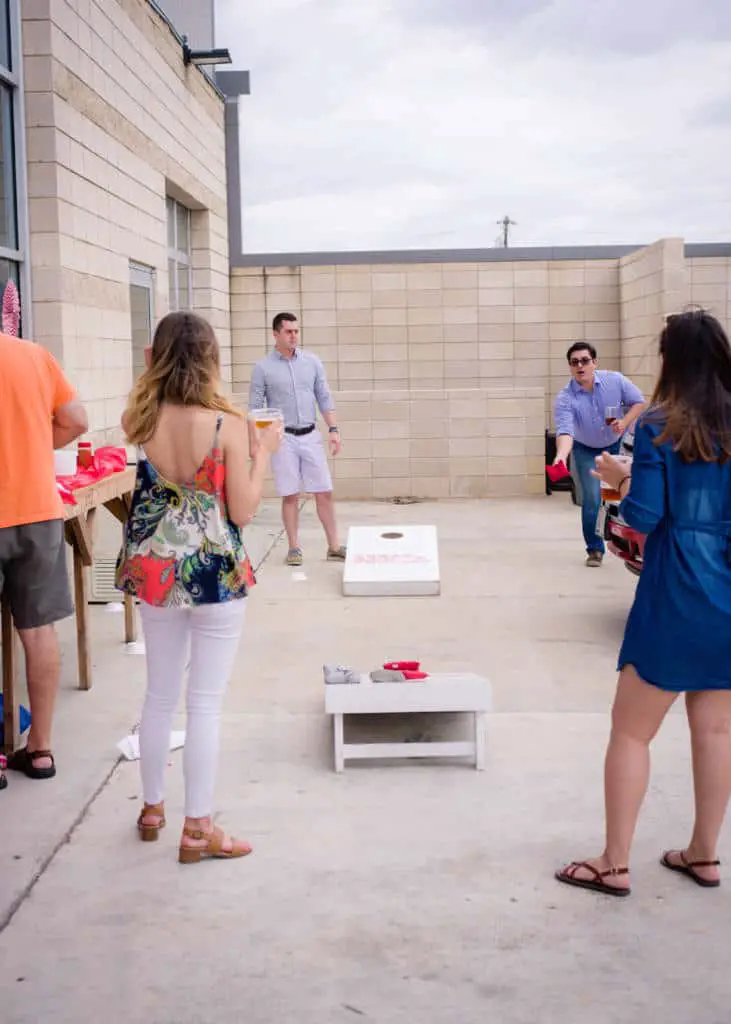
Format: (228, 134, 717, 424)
(618, 417, 731, 691)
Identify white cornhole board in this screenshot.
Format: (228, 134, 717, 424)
(325, 673, 492, 771)
(342, 524, 440, 597)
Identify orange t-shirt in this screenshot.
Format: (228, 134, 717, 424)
(0, 334, 76, 529)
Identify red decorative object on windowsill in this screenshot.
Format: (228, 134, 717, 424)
(2, 279, 20, 337)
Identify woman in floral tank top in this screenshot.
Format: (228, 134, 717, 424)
(116, 312, 281, 864)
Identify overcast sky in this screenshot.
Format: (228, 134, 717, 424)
(215, 0, 731, 254)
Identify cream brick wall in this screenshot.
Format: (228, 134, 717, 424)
(618, 239, 686, 397)
(231, 260, 620, 426)
(234, 387, 545, 500)
(23, 0, 230, 442)
(688, 256, 731, 324)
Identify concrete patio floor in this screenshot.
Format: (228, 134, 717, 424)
(1, 494, 730, 1024)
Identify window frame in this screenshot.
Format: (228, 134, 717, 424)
(1, 1, 30, 334)
(166, 196, 193, 312)
(129, 261, 156, 380)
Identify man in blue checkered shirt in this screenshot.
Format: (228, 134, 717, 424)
(553, 342, 646, 566)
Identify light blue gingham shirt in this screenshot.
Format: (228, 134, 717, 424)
(248, 349, 334, 428)
(554, 370, 644, 449)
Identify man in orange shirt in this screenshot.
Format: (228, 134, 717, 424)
(0, 333, 88, 779)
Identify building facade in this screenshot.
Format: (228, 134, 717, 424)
(19, 0, 232, 442)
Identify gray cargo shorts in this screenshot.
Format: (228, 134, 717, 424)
(0, 519, 74, 630)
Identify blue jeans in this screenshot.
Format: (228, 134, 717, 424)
(571, 440, 621, 553)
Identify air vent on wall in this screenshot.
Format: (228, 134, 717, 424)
(89, 557, 120, 604)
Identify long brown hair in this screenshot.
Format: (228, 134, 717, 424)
(123, 312, 241, 444)
(650, 308, 731, 462)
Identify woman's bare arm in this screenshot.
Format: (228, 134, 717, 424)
(223, 414, 279, 527)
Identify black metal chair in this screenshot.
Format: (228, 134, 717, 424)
(545, 429, 579, 505)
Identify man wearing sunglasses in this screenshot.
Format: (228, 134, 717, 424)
(553, 342, 645, 566)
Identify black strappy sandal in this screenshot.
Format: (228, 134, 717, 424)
(661, 850, 721, 888)
(8, 747, 56, 780)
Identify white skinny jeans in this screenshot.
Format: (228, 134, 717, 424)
(138, 599, 246, 818)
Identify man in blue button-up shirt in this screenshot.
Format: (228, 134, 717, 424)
(249, 313, 345, 567)
(553, 342, 645, 566)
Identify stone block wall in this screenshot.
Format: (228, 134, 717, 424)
(618, 238, 686, 397)
(687, 255, 731, 323)
(330, 387, 545, 499)
(231, 244, 731, 501)
(230, 258, 620, 424)
(233, 386, 545, 500)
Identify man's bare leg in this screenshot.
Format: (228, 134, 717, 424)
(17, 624, 60, 770)
(314, 491, 340, 551)
(282, 494, 300, 550)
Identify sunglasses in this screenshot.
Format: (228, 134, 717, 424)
(570, 356, 593, 367)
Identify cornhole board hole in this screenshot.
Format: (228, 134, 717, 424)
(342, 525, 440, 597)
(325, 673, 492, 771)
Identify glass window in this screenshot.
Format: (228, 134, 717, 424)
(166, 197, 192, 311)
(167, 256, 176, 310)
(176, 201, 189, 254)
(177, 262, 189, 310)
(0, 83, 17, 250)
(0, 0, 11, 74)
(130, 285, 152, 379)
(166, 197, 175, 249)
(0, 2, 23, 334)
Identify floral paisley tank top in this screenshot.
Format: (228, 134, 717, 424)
(116, 415, 255, 608)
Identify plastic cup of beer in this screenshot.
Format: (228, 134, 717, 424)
(600, 454, 632, 503)
(248, 407, 283, 429)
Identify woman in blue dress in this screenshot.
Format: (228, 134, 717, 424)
(556, 309, 731, 897)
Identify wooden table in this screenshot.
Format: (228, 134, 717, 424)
(1, 466, 137, 754)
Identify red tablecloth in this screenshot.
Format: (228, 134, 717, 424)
(57, 446, 129, 505)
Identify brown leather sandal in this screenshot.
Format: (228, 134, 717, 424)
(661, 850, 721, 888)
(555, 861, 631, 897)
(178, 824, 253, 864)
(137, 803, 166, 842)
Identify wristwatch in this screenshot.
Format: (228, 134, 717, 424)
(328, 426, 339, 433)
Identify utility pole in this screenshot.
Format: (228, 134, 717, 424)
(497, 215, 517, 248)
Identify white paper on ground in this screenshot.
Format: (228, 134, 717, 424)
(117, 730, 185, 761)
(291, 571, 307, 581)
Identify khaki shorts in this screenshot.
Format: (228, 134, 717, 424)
(0, 519, 73, 630)
(270, 430, 333, 497)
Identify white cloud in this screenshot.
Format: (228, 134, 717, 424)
(216, 0, 731, 252)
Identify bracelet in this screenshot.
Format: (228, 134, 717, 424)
(328, 426, 339, 433)
(618, 474, 631, 494)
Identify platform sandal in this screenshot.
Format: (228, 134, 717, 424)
(137, 803, 166, 842)
(178, 824, 252, 864)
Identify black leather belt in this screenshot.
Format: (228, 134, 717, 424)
(285, 424, 315, 436)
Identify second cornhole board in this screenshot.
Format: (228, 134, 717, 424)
(342, 525, 440, 597)
(325, 672, 492, 771)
